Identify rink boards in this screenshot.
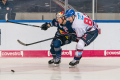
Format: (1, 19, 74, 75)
(0, 50, 120, 57)
(0, 20, 120, 57)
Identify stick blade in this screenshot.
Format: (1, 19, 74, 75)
(17, 40, 27, 46)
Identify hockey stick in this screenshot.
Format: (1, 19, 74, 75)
(17, 33, 75, 46)
(17, 37, 54, 46)
(5, 13, 40, 28)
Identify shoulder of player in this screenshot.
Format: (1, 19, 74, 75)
(52, 19, 59, 23)
(72, 18, 81, 26)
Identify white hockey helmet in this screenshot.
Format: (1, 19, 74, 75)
(56, 11, 64, 18)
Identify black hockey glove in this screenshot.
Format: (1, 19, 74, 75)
(41, 22, 49, 30)
(68, 34, 77, 42)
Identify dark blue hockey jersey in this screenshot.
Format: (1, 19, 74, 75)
(50, 19, 75, 38)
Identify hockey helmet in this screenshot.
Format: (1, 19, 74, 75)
(65, 9, 75, 18)
(56, 11, 64, 18)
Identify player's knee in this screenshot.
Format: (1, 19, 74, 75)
(75, 50, 83, 57)
(77, 40, 85, 49)
(53, 40, 61, 48)
(50, 47, 55, 54)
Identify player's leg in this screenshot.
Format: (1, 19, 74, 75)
(48, 44, 56, 64)
(53, 37, 71, 65)
(69, 29, 99, 67)
(48, 38, 60, 64)
(82, 29, 99, 46)
(69, 39, 84, 66)
(53, 39, 62, 65)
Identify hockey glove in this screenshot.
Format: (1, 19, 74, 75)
(41, 22, 49, 30)
(68, 34, 77, 42)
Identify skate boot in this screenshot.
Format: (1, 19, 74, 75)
(54, 59, 61, 67)
(69, 60, 79, 68)
(48, 59, 54, 64)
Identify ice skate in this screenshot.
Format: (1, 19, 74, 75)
(69, 60, 79, 68)
(48, 59, 54, 64)
(54, 59, 61, 67)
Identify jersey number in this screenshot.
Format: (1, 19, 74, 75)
(84, 18, 92, 26)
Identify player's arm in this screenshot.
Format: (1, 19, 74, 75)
(67, 23, 79, 42)
(41, 19, 57, 30)
(49, 19, 58, 27)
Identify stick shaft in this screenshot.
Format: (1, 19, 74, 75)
(26, 37, 54, 46)
(17, 37, 54, 46)
(7, 20, 40, 27)
(17, 34, 75, 46)
(5, 13, 40, 27)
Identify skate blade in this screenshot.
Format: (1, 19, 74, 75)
(54, 64, 60, 67)
(69, 65, 77, 68)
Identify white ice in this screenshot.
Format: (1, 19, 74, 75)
(0, 57, 120, 80)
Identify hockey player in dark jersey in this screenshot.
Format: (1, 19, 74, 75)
(41, 11, 76, 66)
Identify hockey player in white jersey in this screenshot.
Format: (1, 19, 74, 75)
(65, 9, 99, 67)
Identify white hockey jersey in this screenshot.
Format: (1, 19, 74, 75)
(72, 12, 98, 38)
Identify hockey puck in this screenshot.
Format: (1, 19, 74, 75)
(11, 70, 15, 72)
